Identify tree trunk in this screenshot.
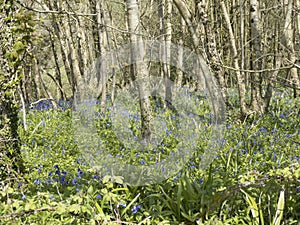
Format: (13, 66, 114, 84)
(283, 0, 300, 98)
(126, 0, 152, 139)
(220, 1, 249, 118)
(249, 0, 265, 113)
(195, 0, 227, 103)
(159, 0, 173, 105)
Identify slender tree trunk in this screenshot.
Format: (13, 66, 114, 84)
(126, 0, 152, 139)
(249, 0, 265, 113)
(220, 1, 249, 117)
(159, 0, 173, 105)
(174, 0, 225, 123)
(49, 31, 65, 100)
(176, 17, 185, 87)
(65, 16, 82, 95)
(33, 57, 41, 99)
(49, 2, 74, 98)
(195, 0, 227, 103)
(283, 0, 300, 97)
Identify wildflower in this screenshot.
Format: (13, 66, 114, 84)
(198, 178, 203, 184)
(54, 165, 59, 170)
(22, 194, 26, 200)
(279, 113, 287, 119)
(18, 182, 22, 188)
(140, 159, 146, 165)
(34, 179, 40, 185)
(96, 194, 102, 199)
(131, 205, 141, 214)
(62, 171, 67, 176)
(60, 176, 66, 184)
(77, 168, 84, 176)
(72, 177, 77, 185)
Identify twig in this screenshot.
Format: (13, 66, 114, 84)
(16, 0, 96, 16)
(213, 63, 294, 73)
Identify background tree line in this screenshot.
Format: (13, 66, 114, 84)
(0, 0, 299, 172)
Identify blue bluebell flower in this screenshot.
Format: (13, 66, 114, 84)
(72, 177, 77, 185)
(96, 194, 102, 199)
(77, 168, 84, 176)
(286, 134, 292, 138)
(190, 165, 196, 169)
(131, 205, 141, 214)
(62, 171, 67, 176)
(34, 179, 40, 185)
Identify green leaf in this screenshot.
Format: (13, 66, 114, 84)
(241, 189, 259, 225)
(273, 190, 285, 225)
(87, 185, 94, 195)
(57, 205, 67, 214)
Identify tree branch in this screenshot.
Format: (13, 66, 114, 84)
(16, 0, 96, 16)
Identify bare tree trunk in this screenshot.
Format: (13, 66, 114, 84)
(49, 31, 66, 100)
(220, 1, 249, 117)
(176, 17, 185, 87)
(249, 0, 265, 113)
(126, 0, 152, 139)
(49, 2, 74, 98)
(33, 57, 41, 99)
(96, 0, 108, 113)
(264, 24, 282, 112)
(159, 0, 172, 106)
(283, 0, 300, 97)
(174, 0, 225, 123)
(65, 16, 82, 96)
(195, 0, 227, 102)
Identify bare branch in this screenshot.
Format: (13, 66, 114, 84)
(16, 0, 96, 16)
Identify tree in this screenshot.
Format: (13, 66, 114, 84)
(0, 0, 35, 175)
(126, 0, 153, 139)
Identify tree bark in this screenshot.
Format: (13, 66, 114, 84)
(249, 0, 265, 113)
(220, 1, 249, 117)
(126, 0, 153, 139)
(283, 0, 300, 97)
